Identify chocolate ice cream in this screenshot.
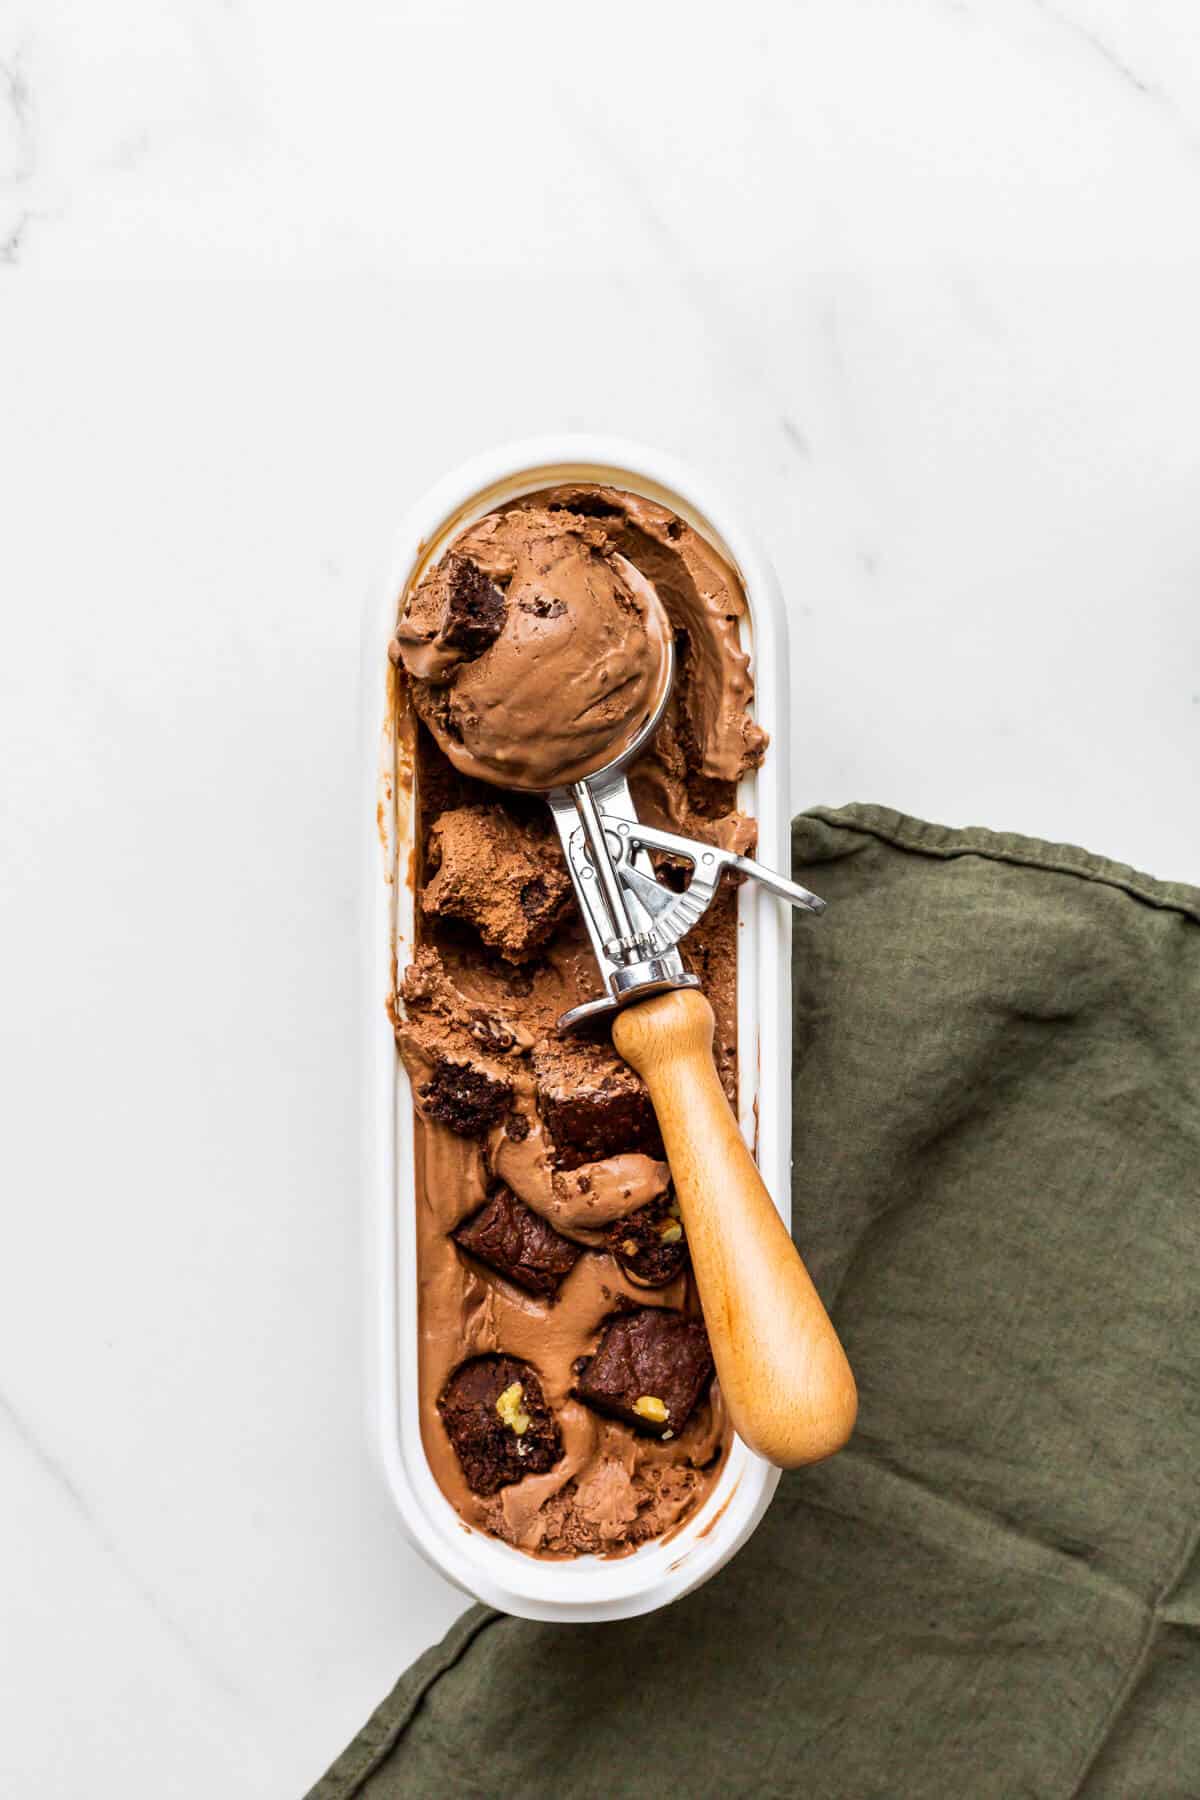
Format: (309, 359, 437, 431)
(389, 484, 766, 1556)
(392, 507, 673, 790)
(422, 805, 574, 962)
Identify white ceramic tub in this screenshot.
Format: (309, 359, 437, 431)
(362, 436, 794, 1621)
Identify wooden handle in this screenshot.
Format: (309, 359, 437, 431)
(613, 988, 857, 1469)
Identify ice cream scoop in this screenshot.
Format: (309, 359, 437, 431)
(397, 500, 856, 1471)
(533, 671, 855, 1470)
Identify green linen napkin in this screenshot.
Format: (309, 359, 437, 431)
(310, 805, 1200, 1800)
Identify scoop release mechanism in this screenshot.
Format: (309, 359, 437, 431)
(546, 767, 824, 1032)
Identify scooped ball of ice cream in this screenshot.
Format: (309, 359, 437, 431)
(392, 507, 673, 791)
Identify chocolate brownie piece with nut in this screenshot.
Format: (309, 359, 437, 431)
(574, 1308, 714, 1439)
(438, 1354, 562, 1496)
(608, 1192, 687, 1287)
(453, 1186, 581, 1298)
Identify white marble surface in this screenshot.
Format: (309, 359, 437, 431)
(3, 2, 1199, 1795)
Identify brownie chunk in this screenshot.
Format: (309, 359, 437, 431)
(575, 1308, 714, 1438)
(534, 1037, 663, 1169)
(439, 557, 507, 657)
(438, 1355, 562, 1496)
(423, 805, 574, 962)
(421, 1058, 513, 1137)
(608, 1192, 688, 1287)
(454, 1186, 581, 1298)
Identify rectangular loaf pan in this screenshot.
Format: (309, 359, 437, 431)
(362, 437, 794, 1621)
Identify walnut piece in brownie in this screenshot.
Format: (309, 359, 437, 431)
(575, 1308, 714, 1439)
(420, 1059, 513, 1137)
(438, 1355, 562, 1496)
(534, 1036, 664, 1170)
(422, 805, 574, 963)
(439, 557, 507, 656)
(608, 1192, 688, 1287)
(453, 1187, 581, 1298)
